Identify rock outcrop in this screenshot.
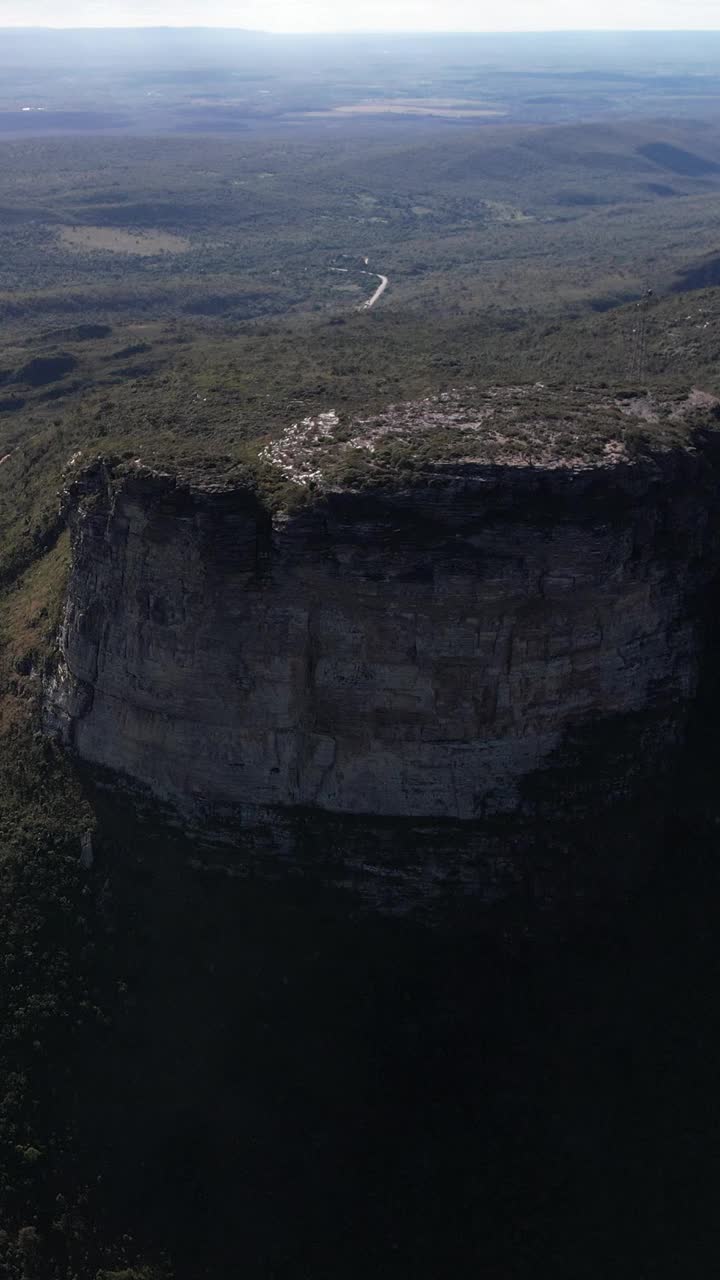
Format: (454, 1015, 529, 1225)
(44, 386, 720, 917)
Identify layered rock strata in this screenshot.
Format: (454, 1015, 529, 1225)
(44, 387, 720, 916)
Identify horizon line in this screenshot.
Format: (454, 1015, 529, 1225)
(2, 24, 720, 35)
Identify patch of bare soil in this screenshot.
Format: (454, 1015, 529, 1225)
(57, 226, 191, 256)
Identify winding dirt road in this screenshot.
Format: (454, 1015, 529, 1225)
(360, 272, 389, 310)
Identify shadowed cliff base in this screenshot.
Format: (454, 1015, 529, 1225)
(51, 786, 720, 1279)
(78, 698, 677, 932)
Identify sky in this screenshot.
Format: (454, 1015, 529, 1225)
(0, 0, 718, 29)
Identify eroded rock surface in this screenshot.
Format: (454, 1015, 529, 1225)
(44, 387, 720, 916)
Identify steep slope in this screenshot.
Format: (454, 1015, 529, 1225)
(43, 385, 720, 917)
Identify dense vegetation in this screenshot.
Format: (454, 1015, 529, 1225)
(2, 121, 720, 335)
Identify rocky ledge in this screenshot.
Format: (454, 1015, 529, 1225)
(43, 386, 720, 918)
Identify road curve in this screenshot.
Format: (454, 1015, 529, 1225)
(360, 272, 389, 311)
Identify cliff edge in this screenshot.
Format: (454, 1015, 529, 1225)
(43, 386, 720, 916)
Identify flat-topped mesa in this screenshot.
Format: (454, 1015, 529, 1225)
(256, 384, 720, 488)
(43, 386, 720, 918)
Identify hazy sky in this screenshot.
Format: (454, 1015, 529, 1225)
(1, 0, 718, 29)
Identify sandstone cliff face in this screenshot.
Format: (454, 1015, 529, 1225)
(43, 388, 720, 916)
